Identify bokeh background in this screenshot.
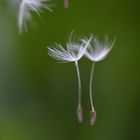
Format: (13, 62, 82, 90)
(0, 0, 140, 140)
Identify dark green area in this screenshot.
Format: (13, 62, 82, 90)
(0, 0, 140, 140)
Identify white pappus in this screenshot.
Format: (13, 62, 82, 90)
(18, 0, 52, 33)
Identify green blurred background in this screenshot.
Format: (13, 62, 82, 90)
(0, 0, 140, 140)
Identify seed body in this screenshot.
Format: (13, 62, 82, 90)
(76, 105, 83, 123)
(90, 110, 96, 125)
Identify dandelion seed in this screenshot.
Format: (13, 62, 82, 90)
(84, 36, 115, 125)
(18, 0, 52, 33)
(48, 32, 92, 123)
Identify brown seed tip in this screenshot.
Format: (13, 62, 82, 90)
(76, 105, 83, 123)
(64, 0, 69, 9)
(90, 110, 96, 125)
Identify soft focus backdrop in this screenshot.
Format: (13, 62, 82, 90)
(0, 0, 140, 140)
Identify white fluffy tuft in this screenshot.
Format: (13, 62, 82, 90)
(18, 0, 52, 33)
(48, 34, 92, 63)
(85, 36, 115, 62)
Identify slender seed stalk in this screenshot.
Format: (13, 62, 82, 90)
(75, 61, 81, 105)
(75, 61, 83, 123)
(89, 62, 95, 111)
(89, 62, 96, 125)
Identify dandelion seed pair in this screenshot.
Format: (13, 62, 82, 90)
(48, 33, 115, 125)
